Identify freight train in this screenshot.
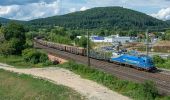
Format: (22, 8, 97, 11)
(34, 38, 156, 71)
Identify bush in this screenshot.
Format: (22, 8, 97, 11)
(22, 49, 49, 64)
(153, 55, 170, 69)
(153, 55, 165, 64)
(157, 60, 170, 69)
(136, 81, 158, 100)
(42, 60, 53, 66)
(0, 41, 14, 56)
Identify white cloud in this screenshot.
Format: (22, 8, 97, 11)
(151, 8, 170, 20)
(0, 5, 19, 15)
(1, 0, 170, 20)
(0, 1, 60, 20)
(69, 8, 76, 12)
(80, 6, 88, 11)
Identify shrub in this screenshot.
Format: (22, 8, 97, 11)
(153, 55, 165, 64)
(39, 53, 49, 62)
(0, 41, 14, 56)
(138, 81, 158, 100)
(42, 60, 53, 66)
(22, 49, 49, 64)
(157, 60, 170, 69)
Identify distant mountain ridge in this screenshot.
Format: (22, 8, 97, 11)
(167, 20, 170, 24)
(28, 7, 169, 30)
(0, 17, 11, 24)
(0, 17, 25, 25)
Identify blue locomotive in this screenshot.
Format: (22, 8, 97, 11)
(110, 51, 156, 71)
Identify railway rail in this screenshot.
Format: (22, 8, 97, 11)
(34, 42, 170, 95)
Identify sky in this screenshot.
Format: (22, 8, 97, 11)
(0, 0, 170, 21)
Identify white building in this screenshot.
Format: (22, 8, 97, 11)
(90, 34, 136, 44)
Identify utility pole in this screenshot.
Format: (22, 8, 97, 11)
(145, 29, 149, 56)
(87, 29, 91, 67)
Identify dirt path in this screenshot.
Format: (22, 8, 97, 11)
(0, 63, 131, 100)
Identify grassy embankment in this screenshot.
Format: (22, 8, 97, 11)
(0, 69, 84, 100)
(58, 61, 170, 100)
(0, 55, 170, 99)
(0, 55, 51, 68)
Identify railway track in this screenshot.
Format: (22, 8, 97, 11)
(35, 42, 170, 95)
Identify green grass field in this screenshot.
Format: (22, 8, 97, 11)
(0, 69, 85, 100)
(0, 55, 50, 68)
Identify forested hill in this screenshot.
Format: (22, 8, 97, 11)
(0, 17, 11, 24)
(28, 7, 169, 30)
(0, 17, 25, 25)
(167, 20, 170, 24)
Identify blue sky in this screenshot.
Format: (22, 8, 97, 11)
(0, 0, 170, 21)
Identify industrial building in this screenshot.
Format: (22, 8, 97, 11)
(90, 34, 136, 44)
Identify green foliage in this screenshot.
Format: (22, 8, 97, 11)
(48, 33, 72, 45)
(46, 26, 73, 45)
(0, 55, 52, 68)
(59, 61, 163, 100)
(2, 22, 26, 41)
(0, 69, 84, 100)
(153, 55, 170, 69)
(75, 36, 88, 48)
(22, 49, 49, 64)
(0, 38, 26, 55)
(75, 36, 94, 48)
(0, 22, 26, 55)
(51, 26, 67, 36)
(153, 55, 165, 64)
(28, 7, 168, 31)
(0, 41, 14, 56)
(157, 60, 170, 69)
(0, 17, 11, 24)
(160, 96, 170, 100)
(99, 30, 106, 36)
(25, 31, 38, 40)
(137, 81, 158, 100)
(42, 60, 53, 66)
(163, 30, 170, 40)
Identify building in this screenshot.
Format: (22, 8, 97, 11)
(90, 34, 136, 44)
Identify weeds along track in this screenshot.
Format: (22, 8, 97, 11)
(35, 43, 170, 95)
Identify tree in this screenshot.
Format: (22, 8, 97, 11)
(76, 36, 87, 48)
(164, 30, 170, 40)
(75, 36, 93, 48)
(0, 41, 14, 56)
(51, 26, 67, 36)
(1, 22, 26, 55)
(99, 30, 105, 36)
(3, 22, 26, 41)
(128, 30, 136, 37)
